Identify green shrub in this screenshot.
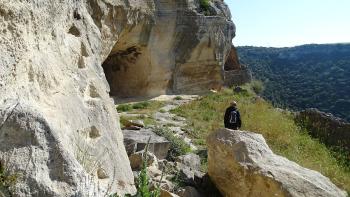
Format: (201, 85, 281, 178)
(117, 104, 132, 112)
(132, 101, 151, 110)
(153, 127, 191, 160)
(135, 137, 161, 197)
(174, 96, 183, 100)
(250, 80, 265, 94)
(200, 0, 210, 11)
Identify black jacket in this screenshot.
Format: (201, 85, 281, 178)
(224, 106, 241, 129)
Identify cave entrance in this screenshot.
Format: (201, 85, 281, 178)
(102, 45, 151, 100)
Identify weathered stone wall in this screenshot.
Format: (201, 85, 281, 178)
(102, 0, 235, 98)
(224, 45, 252, 86)
(0, 0, 235, 196)
(0, 0, 156, 195)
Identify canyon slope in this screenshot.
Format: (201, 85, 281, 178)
(0, 0, 236, 195)
(237, 44, 350, 121)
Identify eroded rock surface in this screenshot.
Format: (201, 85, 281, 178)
(224, 45, 252, 86)
(207, 129, 347, 197)
(0, 0, 156, 195)
(0, 0, 235, 195)
(102, 0, 235, 97)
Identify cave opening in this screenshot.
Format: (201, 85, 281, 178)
(102, 45, 150, 100)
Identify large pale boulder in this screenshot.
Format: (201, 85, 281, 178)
(207, 129, 347, 197)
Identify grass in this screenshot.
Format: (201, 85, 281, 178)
(153, 126, 191, 161)
(118, 101, 165, 127)
(171, 84, 350, 192)
(117, 101, 165, 114)
(250, 79, 265, 94)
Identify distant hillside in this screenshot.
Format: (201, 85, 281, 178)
(237, 44, 350, 121)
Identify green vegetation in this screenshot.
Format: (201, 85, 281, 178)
(250, 80, 264, 94)
(199, 0, 210, 16)
(174, 96, 183, 100)
(117, 101, 165, 126)
(153, 127, 191, 161)
(237, 44, 350, 121)
(117, 101, 151, 112)
(135, 138, 161, 197)
(0, 162, 17, 195)
(117, 104, 133, 112)
(171, 84, 350, 192)
(117, 101, 165, 114)
(132, 101, 151, 110)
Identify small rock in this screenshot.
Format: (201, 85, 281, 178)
(177, 186, 201, 197)
(120, 118, 144, 128)
(161, 189, 180, 197)
(131, 119, 145, 128)
(176, 153, 201, 171)
(123, 129, 171, 159)
(175, 162, 203, 186)
(129, 151, 157, 171)
(97, 168, 109, 179)
(233, 86, 244, 93)
(122, 125, 142, 130)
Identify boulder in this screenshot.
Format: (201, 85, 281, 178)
(123, 129, 171, 160)
(161, 189, 180, 197)
(207, 129, 347, 197)
(177, 186, 201, 197)
(121, 119, 145, 129)
(129, 151, 157, 171)
(176, 153, 201, 171)
(175, 162, 204, 187)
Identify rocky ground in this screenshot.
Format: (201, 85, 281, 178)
(117, 92, 348, 197)
(117, 95, 222, 197)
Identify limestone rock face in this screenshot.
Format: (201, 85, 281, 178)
(0, 0, 234, 195)
(0, 0, 155, 195)
(224, 45, 252, 86)
(102, 0, 235, 97)
(207, 129, 347, 197)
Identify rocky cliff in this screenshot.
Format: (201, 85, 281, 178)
(296, 108, 350, 151)
(223, 45, 252, 86)
(0, 0, 235, 196)
(103, 0, 235, 98)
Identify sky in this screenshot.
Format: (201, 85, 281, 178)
(226, 0, 350, 47)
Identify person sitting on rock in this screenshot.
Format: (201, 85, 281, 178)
(224, 100, 241, 130)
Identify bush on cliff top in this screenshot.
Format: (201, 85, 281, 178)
(171, 84, 350, 193)
(200, 0, 210, 12)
